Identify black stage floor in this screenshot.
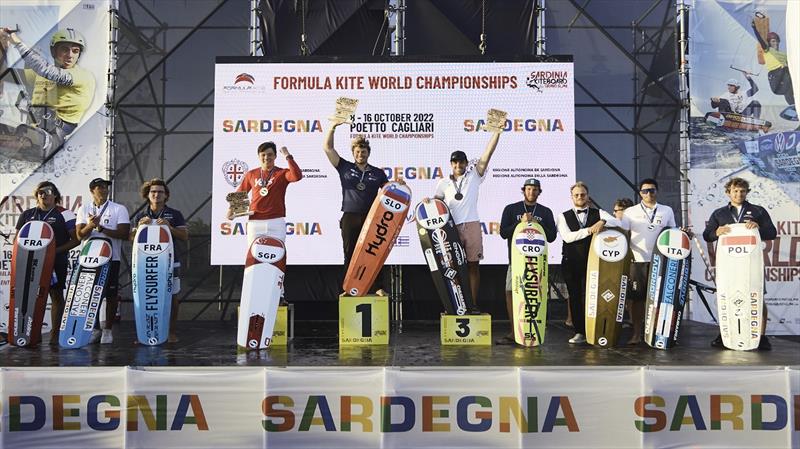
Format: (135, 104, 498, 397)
(2, 320, 797, 368)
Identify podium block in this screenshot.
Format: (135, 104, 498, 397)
(441, 314, 491, 345)
(270, 305, 290, 346)
(339, 295, 389, 345)
(236, 304, 293, 347)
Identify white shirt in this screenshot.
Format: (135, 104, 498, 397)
(77, 200, 130, 261)
(556, 208, 621, 243)
(620, 202, 676, 262)
(434, 166, 484, 225)
(719, 91, 747, 114)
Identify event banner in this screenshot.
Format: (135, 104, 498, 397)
(0, 366, 797, 448)
(686, 0, 800, 335)
(0, 1, 113, 335)
(212, 60, 575, 265)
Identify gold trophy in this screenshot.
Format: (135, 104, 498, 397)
(485, 108, 508, 133)
(329, 97, 359, 124)
(226, 191, 252, 218)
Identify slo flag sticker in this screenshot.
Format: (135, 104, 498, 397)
(656, 229, 690, 260)
(416, 199, 449, 230)
(137, 225, 171, 255)
(381, 183, 411, 213)
(17, 221, 54, 251)
(79, 239, 113, 268)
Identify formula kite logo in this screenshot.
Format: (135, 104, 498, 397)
(234, 73, 255, 85)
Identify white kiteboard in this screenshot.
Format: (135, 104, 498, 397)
(237, 236, 286, 349)
(132, 224, 174, 345)
(715, 224, 763, 351)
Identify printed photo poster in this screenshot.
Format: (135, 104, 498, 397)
(0, 0, 112, 333)
(687, 0, 800, 335)
(212, 60, 576, 265)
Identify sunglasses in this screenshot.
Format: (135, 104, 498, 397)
(37, 189, 54, 196)
(613, 208, 625, 213)
(639, 188, 657, 194)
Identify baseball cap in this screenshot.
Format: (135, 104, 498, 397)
(523, 178, 541, 188)
(89, 178, 112, 189)
(450, 150, 467, 162)
(726, 78, 741, 87)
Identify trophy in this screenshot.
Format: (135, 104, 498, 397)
(226, 191, 252, 218)
(329, 97, 359, 124)
(485, 108, 508, 133)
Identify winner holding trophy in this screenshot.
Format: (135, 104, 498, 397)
(227, 141, 303, 246)
(324, 97, 408, 296)
(429, 108, 506, 310)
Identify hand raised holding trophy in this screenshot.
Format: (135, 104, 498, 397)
(328, 97, 359, 126)
(485, 108, 508, 133)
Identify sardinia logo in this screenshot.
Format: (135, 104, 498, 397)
(222, 159, 248, 187)
(234, 73, 255, 84)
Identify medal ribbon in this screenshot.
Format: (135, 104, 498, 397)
(639, 202, 657, 224)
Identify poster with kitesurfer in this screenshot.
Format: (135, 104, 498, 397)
(687, 0, 799, 336)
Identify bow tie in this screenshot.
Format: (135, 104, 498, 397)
(576, 209, 587, 214)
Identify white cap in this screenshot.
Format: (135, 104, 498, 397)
(726, 78, 741, 87)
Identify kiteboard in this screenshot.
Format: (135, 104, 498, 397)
(704, 111, 772, 133)
(510, 221, 548, 347)
(643, 228, 692, 349)
(415, 199, 473, 315)
(9, 221, 56, 347)
(237, 236, 286, 349)
(132, 224, 174, 346)
(715, 224, 763, 350)
(343, 182, 412, 296)
(585, 227, 631, 348)
(60, 237, 113, 349)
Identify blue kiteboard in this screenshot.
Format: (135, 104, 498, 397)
(644, 228, 692, 349)
(132, 224, 174, 346)
(60, 237, 113, 348)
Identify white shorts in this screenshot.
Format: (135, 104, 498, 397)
(246, 218, 286, 247)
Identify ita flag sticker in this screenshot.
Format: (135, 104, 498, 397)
(415, 199, 449, 230)
(17, 221, 54, 251)
(79, 239, 113, 268)
(656, 228, 690, 260)
(137, 225, 171, 255)
(515, 226, 546, 257)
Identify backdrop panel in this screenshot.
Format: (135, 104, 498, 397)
(0, 0, 113, 337)
(686, 0, 800, 335)
(212, 58, 575, 265)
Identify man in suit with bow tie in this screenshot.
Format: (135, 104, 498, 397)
(556, 182, 621, 344)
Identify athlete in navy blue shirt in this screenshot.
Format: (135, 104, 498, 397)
(15, 181, 80, 344)
(324, 118, 399, 295)
(702, 177, 775, 350)
(132, 178, 188, 343)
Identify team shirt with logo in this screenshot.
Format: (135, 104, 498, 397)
(621, 202, 677, 262)
(434, 166, 483, 225)
(336, 159, 388, 213)
(16, 206, 76, 264)
(76, 200, 130, 261)
(237, 159, 302, 220)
